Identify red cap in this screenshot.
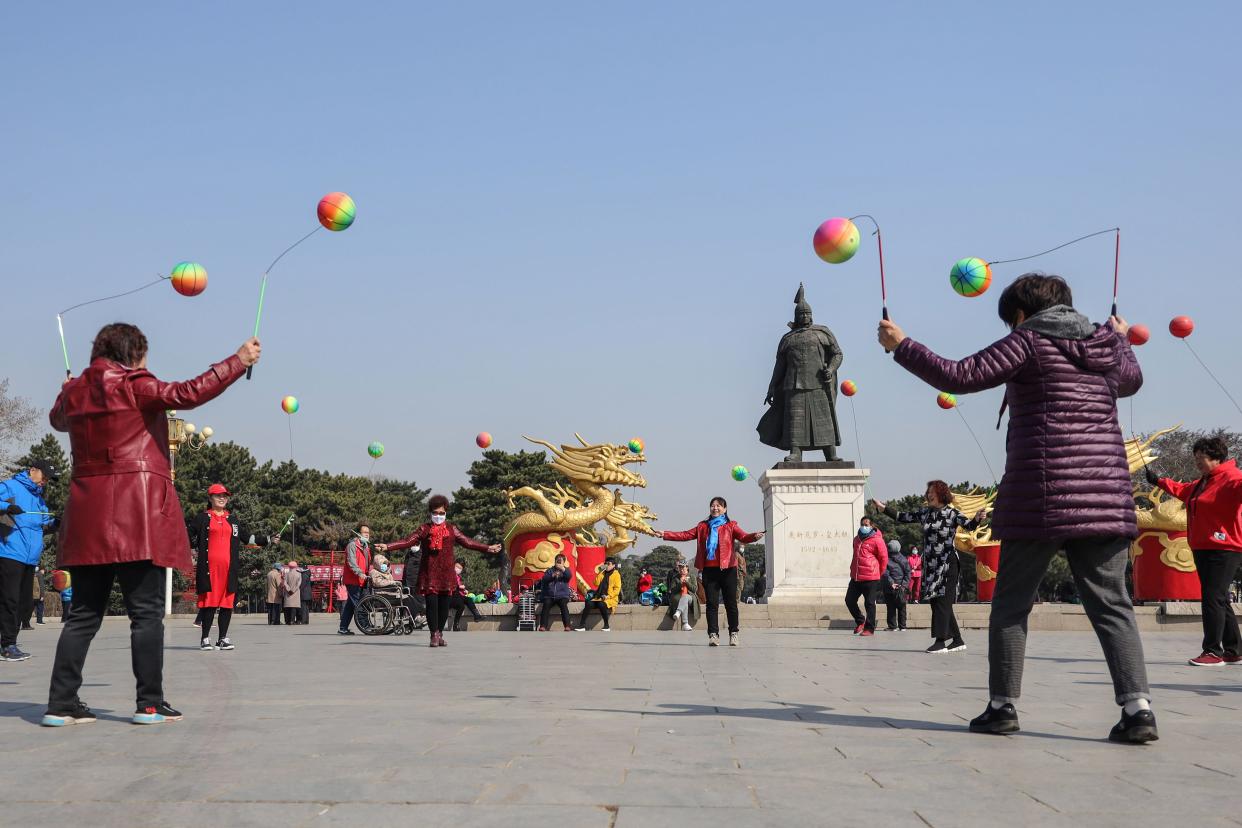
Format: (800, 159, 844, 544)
(207, 483, 231, 496)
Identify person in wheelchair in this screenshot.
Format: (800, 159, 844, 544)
(352, 555, 424, 635)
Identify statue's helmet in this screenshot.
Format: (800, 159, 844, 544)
(794, 282, 813, 325)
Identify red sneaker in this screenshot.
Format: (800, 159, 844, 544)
(1189, 651, 1224, 667)
(859, 629, 875, 637)
(853, 623, 865, 635)
(1223, 653, 1241, 664)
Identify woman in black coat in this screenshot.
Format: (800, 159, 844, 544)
(189, 484, 244, 650)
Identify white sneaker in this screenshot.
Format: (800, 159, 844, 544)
(602, 627, 611, 632)
(199, 638, 214, 651)
(729, 632, 739, 647)
(575, 627, 587, 632)
(673, 610, 682, 621)
(682, 623, 692, 631)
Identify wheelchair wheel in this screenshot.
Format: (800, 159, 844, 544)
(355, 595, 394, 635)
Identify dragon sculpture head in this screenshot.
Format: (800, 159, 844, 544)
(523, 434, 648, 489)
(952, 487, 998, 552)
(606, 490, 661, 539)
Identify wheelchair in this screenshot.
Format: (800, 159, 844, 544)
(353, 584, 426, 636)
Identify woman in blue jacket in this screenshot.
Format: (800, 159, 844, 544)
(538, 554, 575, 631)
(0, 461, 59, 661)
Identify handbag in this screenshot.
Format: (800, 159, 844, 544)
(335, 583, 348, 602)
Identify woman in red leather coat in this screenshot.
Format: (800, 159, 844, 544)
(378, 494, 500, 648)
(661, 496, 763, 647)
(41, 323, 260, 727)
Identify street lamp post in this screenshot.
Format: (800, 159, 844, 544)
(166, 411, 213, 617)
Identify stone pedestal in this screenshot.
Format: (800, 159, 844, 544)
(759, 462, 870, 603)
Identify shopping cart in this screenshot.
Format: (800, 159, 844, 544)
(516, 586, 538, 631)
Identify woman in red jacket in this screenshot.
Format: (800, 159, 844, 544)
(42, 324, 259, 727)
(1149, 436, 1242, 667)
(190, 483, 243, 652)
(378, 494, 500, 647)
(661, 497, 763, 647)
(847, 517, 888, 636)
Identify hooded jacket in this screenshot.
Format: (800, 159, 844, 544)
(850, 529, 888, 582)
(0, 471, 55, 565)
(894, 306, 1141, 540)
(1156, 459, 1242, 552)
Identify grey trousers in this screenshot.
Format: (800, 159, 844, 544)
(989, 536, 1150, 705)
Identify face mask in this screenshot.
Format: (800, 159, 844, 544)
(430, 514, 446, 525)
(455, 568, 463, 575)
(379, 563, 389, 573)
(859, 526, 874, 537)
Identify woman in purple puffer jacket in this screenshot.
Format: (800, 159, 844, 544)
(877, 273, 1156, 745)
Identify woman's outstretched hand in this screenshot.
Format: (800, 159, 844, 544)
(871, 498, 887, 512)
(877, 320, 906, 351)
(974, 508, 988, 522)
(236, 337, 262, 367)
(487, 543, 502, 554)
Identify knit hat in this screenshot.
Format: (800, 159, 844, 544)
(887, 539, 902, 554)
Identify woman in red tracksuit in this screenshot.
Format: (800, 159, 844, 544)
(1149, 436, 1242, 667)
(907, 548, 923, 603)
(847, 517, 888, 636)
(661, 496, 763, 647)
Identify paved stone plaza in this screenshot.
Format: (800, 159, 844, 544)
(2, 618, 1240, 827)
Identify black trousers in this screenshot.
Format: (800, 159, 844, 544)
(451, 594, 483, 628)
(845, 579, 880, 631)
(301, 599, 311, 624)
(283, 607, 299, 625)
(0, 558, 28, 647)
(540, 597, 571, 629)
(48, 561, 165, 712)
(267, 602, 282, 624)
(578, 599, 612, 629)
(425, 593, 452, 634)
(200, 607, 232, 641)
(1194, 549, 1242, 657)
(18, 565, 34, 629)
(884, 585, 908, 629)
(928, 554, 962, 643)
(701, 566, 739, 636)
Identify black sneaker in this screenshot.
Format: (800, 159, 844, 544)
(337, 629, 355, 636)
(216, 638, 234, 651)
(947, 640, 968, 652)
(926, 641, 948, 654)
(1108, 709, 1159, 744)
(2, 645, 32, 661)
(41, 702, 96, 727)
(133, 701, 183, 725)
(199, 638, 214, 651)
(969, 703, 1020, 734)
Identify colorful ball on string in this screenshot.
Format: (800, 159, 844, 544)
(280, 396, 299, 414)
(476, 432, 493, 449)
(812, 218, 860, 264)
(169, 262, 208, 297)
(367, 441, 384, 459)
(731, 465, 749, 482)
(628, 438, 644, 454)
(317, 192, 356, 232)
(1127, 324, 1150, 346)
(936, 392, 957, 410)
(840, 380, 857, 397)
(1169, 316, 1194, 338)
(949, 258, 992, 298)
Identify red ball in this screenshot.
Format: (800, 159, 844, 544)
(1127, 324, 1150, 346)
(1169, 316, 1195, 338)
(840, 380, 857, 397)
(936, 392, 957, 410)
(476, 432, 493, 449)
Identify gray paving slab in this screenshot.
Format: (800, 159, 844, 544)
(2, 618, 1241, 827)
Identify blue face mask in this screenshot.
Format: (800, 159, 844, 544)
(379, 563, 389, 573)
(859, 526, 874, 537)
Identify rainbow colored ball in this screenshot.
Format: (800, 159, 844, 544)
(1169, 316, 1194, 338)
(731, 465, 749, 482)
(628, 438, 644, 454)
(317, 192, 356, 232)
(1127, 324, 1150, 346)
(170, 262, 207, 297)
(367, 441, 385, 459)
(476, 432, 493, 449)
(840, 380, 857, 397)
(812, 218, 860, 264)
(936, 392, 957, 410)
(281, 395, 299, 414)
(949, 257, 993, 298)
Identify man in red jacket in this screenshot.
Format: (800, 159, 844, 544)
(1149, 436, 1242, 667)
(846, 517, 887, 636)
(337, 524, 373, 635)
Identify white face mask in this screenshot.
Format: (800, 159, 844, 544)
(430, 514, 446, 525)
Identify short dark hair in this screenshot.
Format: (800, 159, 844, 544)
(358, 523, 371, 533)
(90, 323, 148, 365)
(709, 496, 728, 510)
(455, 557, 465, 566)
(927, 480, 954, 505)
(428, 494, 450, 511)
(1192, 437, 1229, 462)
(997, 273, 1073, 328)
(859, 516, 872, 525)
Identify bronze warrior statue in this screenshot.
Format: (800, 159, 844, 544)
(756, 283, 843, 462)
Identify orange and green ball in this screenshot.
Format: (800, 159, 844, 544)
(628, 438, 644, 454)
(812, 218, 860, 264)
(281, 395, 299, 414)
(317, 192, 356, 232)
(840, 380, 857, 397)
(949, 257, 992, 297)
(936, 392, 957, 410)
(731, 465, 749, 482)
(170, 262, 207, 297)
(367, 441, 384, 459)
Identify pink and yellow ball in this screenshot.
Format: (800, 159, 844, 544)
(317, 192, 356, 232)
(476, 432, 493, 449)
(812, 218, 860, 264)
(840, 380, 857, 397)
(170, 262, 207, 297)
(281, 396, 299, 414)
(936, 392, 957, 410)
(949, 258, 992, 298)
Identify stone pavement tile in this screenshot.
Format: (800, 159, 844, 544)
(0, 801, 325, 828)
(614, 804, 930, 828)
(618, 770, 759, 808)
(318, 803, 615, 828)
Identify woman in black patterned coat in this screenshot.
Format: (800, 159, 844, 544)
(875, 480, 984, 654)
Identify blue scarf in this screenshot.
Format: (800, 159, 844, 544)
(705, 514, 729, 561)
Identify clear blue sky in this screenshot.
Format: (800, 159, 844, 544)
(5, 2, 1240, 550)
